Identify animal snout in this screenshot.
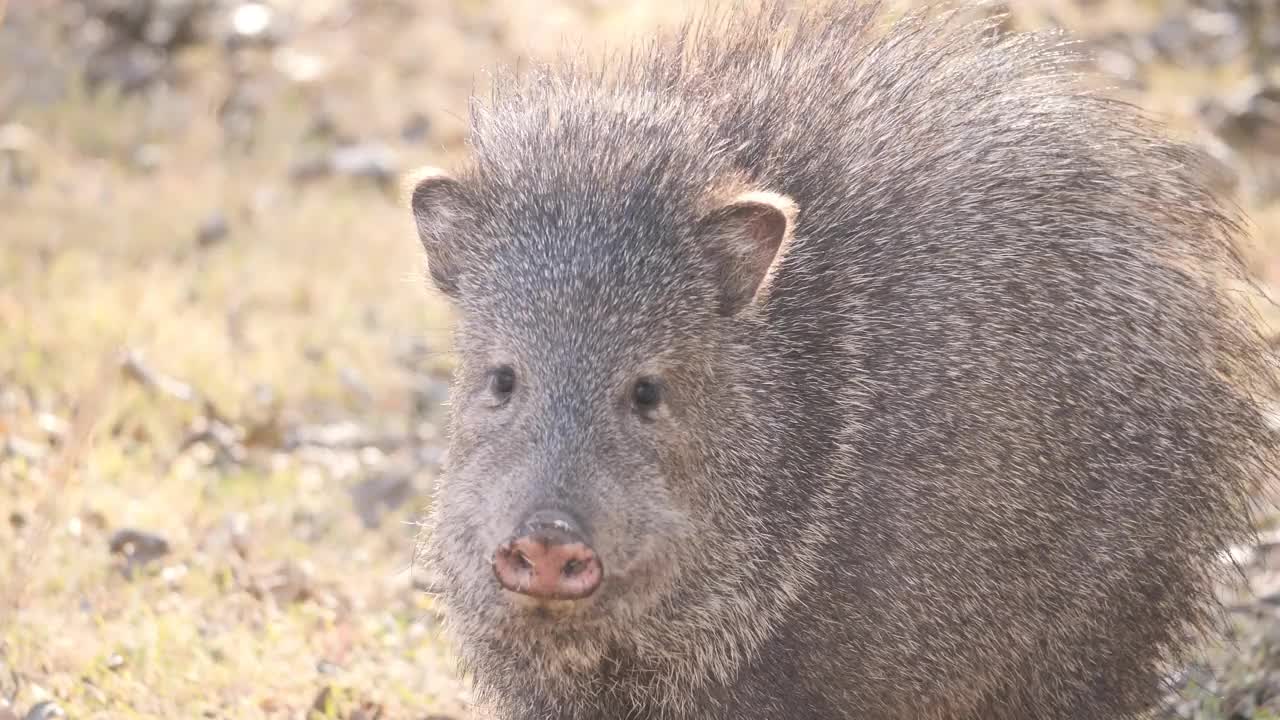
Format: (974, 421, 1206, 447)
(492, 510, 603, 601)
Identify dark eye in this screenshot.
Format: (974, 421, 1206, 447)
(489, 365, 517, 403)
(632, 377, 662, 415)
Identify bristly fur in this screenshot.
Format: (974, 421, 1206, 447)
(413, 1, 1280, 718)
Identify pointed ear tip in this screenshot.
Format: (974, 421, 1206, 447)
(730, 190, 799, 221)
(401, 165, 455, 205)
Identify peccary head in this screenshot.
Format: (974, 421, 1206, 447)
(408, 108, 814, 702)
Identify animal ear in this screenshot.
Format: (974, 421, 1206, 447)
(698, 190, 798, 316)
(404, 166, 472, 299)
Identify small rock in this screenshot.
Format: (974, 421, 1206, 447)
(329, 142, 399, 187)
(84, 45, 169, 95)
(142, 16, 181, 48)
(1188, 9, 1238, 40)
(161, 562, 189, 586)
(121, 349, 199, 402)
(196, 211, 230, 247)
(252, 559, 315, 604)
(401, 111, 432, 143)
(8, 512, 26, 530)
(289, 153, 331, 184)
(1093, 48, 1140, 88)
(249, 382, 279, 415)
(228, 1, 279, 47)
(130, 143, 166, 173)
(0, 123, 36, 154)
(1148, 16, 1193, 60)
(273, 47, 329, 84)
(223, 511, 253, 558)
(90, 0, 208, 51)
(35, 413, 68, 440)
(349, 471, 413, 529)
(106, 653, 126, 671)
(22, 702, 65, 720)
(288, 421, 383, 451)
(178, 413, 247, 467)
(4, 435, 46, 461)
(109, 528, 171, 577)
(339, 367, 371, 406)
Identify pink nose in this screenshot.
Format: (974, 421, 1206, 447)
(492, 513, 603, 601)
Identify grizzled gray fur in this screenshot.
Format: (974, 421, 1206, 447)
(408, 1, 1280, 718)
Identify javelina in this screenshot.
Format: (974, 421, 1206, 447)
(407, 1, 1280, 717)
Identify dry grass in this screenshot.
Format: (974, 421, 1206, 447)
(0, 76, 466, 720)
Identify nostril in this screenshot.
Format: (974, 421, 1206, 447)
(514, 551, 533, 571)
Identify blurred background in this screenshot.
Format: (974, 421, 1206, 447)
(3, 0, 1280, 718)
